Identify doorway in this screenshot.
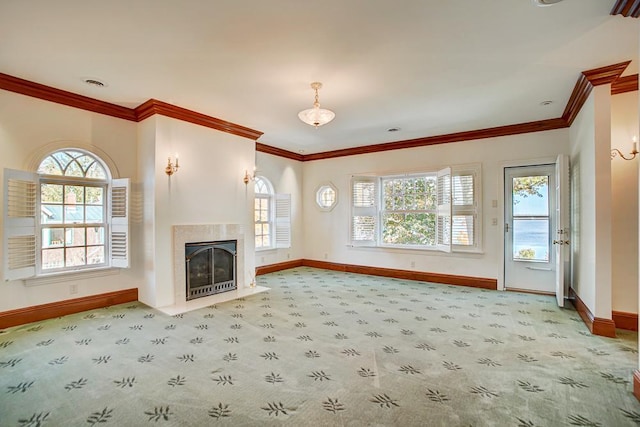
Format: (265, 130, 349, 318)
(504, 164, 556, 294)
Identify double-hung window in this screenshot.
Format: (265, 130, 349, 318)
(3, 149, 130, 281)
(350, 164, 481, 252)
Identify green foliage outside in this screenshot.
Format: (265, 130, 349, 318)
(512, 176, 547, 203)
(382, 177, 436, 245)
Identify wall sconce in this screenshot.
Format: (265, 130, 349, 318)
(611, 137, 638, 161)
(165, 155, 179, 176)
(243, 168, 255, 185)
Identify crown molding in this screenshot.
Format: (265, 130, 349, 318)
(562, 74, 592, 126)
(134, 99, 263, 141)
(611, 0, 640, 17)
(302, 118, 568, 161)
(1, 60, 634, 162)
(562, 61, 631, 126)
(0, 73, 262, 141)
(582, 60, 631, 86)
(0, 72, 137, 121)
(256, 143, 304, 161)
(611, 74, 639, 95)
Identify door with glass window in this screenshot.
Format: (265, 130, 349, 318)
(504, 165, 556, 293)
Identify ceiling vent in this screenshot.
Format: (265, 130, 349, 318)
(532, 0, 564, 6)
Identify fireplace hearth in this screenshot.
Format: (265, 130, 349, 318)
(185, 240, 237, 300)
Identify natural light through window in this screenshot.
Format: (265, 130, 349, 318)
(350, 165, 481, 252)
(254, 176, 273, 249)
(512, 175, 550, 261)
(38, 151, 109, 271)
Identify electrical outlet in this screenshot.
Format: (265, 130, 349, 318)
(70, 284, 78, 294)
(287, 253, 290, 259)
(410, 261, 415, 268)
(261, 256, 265, 263)
(324, 253, 328, 260)
(492, 199, 498, 208)
(492, 218, 498, 226)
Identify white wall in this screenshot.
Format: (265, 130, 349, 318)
(569, 86, 613, 319)
(139, 116, 255, 308)
(255, 152, 304, 268)
(611, 91, 639, 314)
(137, 117, 158, 307)
(0, 89, 142, 311)
(302, 129, 569, 280)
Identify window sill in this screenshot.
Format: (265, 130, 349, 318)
(24, 268, 121, 287)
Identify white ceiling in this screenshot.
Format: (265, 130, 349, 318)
(0, 0, 638, 154)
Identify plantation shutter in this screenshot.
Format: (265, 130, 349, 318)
(436, 167, 452, 253)
(350, 176, 377, 246)
(452, 172, 476, 246)
(275, 193, 291, 248)
(110, 178, 130, 268)
(3, 169, 37, 280)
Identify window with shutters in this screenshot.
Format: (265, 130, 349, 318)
(350, 164, 481, 252)
(254, 177, 273, 250)
(254, 177, 291, 251)
(3, 149, 130, 281)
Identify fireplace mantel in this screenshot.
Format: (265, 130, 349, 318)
(156, 224, 268, 315)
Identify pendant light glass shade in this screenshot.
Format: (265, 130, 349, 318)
(298, 82, 335, 128)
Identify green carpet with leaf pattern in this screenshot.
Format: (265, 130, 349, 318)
(1, 267, 639, 426)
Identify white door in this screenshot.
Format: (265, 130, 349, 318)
(555, 154, 570, 307)
(504, 164, 556, 293)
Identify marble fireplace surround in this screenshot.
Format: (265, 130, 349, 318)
(156, 224, 268, 315)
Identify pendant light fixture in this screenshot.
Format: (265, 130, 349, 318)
(298, 82, 335, 128)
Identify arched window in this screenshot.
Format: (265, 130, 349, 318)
(254, 176, 274, 249)
(254, 176, 291, 251)
(3, 148, 129, 280)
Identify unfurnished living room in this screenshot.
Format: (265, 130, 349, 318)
(1, 1, 639, 426)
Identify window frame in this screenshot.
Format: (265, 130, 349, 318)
(253, 176, 291, 251)
(37, 174, 110, 274)
(315, 182, 338, 211)
(2, 148, 130, 282)
(349, 163, 482, 253)
(254, 176, 274, 251)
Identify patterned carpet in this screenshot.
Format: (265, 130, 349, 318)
(1, 267, 639, 426)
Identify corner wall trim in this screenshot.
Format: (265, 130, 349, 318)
(255, 259, 304, 276)
(612, 310, 638, 331)
(569, 287, 616, 338)
(0, 288, 139, 330)
(611, 0, 640, 17)
(256, 259, 497, 290)
(611, 74, 639, 95)
(134, 99, 263, 141)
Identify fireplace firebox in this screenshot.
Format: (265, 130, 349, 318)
(185, 240, 237, 300)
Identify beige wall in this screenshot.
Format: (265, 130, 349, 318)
(611, 91, 639, 314)
(139, 116, 255, 308)
(569, 86, 613, 319)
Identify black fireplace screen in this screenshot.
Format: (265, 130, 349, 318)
(185, 240, 237, 300)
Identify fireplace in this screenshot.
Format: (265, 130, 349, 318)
(185, 240, 237, 300)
